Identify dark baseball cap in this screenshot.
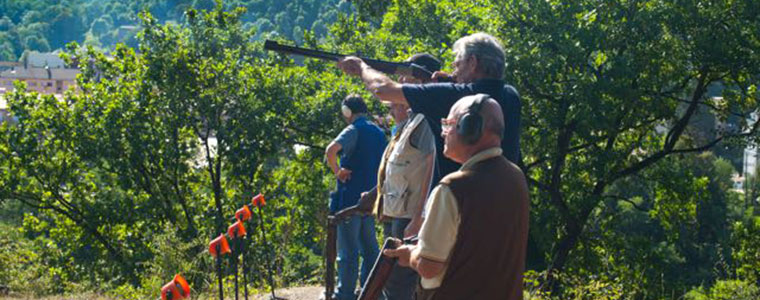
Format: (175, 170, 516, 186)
(408, 53, 442, 73)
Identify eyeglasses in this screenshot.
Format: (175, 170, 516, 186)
(441, 118, 457, 133)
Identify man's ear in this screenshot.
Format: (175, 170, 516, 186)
(467, 55, 478, 74)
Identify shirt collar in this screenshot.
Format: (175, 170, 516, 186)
(460, 147, 503, 170)
(397, 117, 410, 129)
(472, 78, 504, 86)
(352, 115, 367, 125)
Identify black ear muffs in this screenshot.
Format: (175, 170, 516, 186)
(456, 94, 487, 144)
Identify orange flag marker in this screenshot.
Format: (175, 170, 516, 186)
(236, 205, 252, 222)
(209, 234, 231, 257)
(228, 220, 247, 239)
(161, 274, 190, 300)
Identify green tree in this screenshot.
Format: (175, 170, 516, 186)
(332, 0, 760, 295)
(1, 2, 362, 294)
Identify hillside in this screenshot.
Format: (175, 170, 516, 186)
(0, 0, 350, 60)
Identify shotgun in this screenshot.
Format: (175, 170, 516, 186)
(358, 237, 419, 300)
(264, 40, 436, 81)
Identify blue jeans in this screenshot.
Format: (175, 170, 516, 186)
(336, 215, 379, 300)
(382, 218, 418, 300)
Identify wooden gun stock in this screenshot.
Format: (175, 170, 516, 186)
(324, 215, 338, 300)
(323, 187, 388, 300)
(357, 238, 398, 300)
(358, 237, 419, 300)
(264, 40, 436, 81)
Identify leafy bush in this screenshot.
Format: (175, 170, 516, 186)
(684, 279, 760, 300)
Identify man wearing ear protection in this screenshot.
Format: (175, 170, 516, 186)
(384, 94, 530, 300)
(325, 94, 387, 300)
(370, 53, 438, 300)
(338, 32, 521, 185)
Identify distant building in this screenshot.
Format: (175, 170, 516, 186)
(24, 51, 67, 69)
(0, 66, 78, 95)
(741, 112, 758, 190)
(744, 127, 758, 178)
(0, 92, 10, 124)
(0, 51, 79, 95)
(0, 61, 22, 70)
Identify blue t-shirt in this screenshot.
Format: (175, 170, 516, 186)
(329, 116, 387, 212)
(334, 124, 358, 158)
(402, 78, 521, 183)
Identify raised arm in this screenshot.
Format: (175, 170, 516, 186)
(338, 56, 408, 104)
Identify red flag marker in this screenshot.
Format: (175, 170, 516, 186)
(236, 205, 252, 222)
(228, 220, 247, 239)
(209, 234, 231, 257)
(210, 234, 230, 300)
(161, 274, 190, 300)
(252, 193, 266, 208)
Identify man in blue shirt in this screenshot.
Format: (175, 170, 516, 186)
(325, 94, 387, 300)
(338, 32, 521, 182)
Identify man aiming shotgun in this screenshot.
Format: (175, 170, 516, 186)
(360, 53, 438, 300)
(338, 32, 523, 183)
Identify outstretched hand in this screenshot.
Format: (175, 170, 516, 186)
(432, 71, 455, 82)
(383, 238, 414, 267)
(338, 56, 365, 76)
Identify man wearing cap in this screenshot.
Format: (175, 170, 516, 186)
(365, 54, 438, 300)
(384, 94, 530, 300)
(325, 94, 387, 300)
(338, 32, 522, 184)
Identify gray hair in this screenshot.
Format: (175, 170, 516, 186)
(452, 32, 506, 79)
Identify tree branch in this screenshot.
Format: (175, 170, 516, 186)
(604, 194, 649, 212)
(612, 70, 710, 182)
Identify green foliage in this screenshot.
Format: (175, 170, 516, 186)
(0, 220, 65, 295)
(684, 279, 760, 300)
(524, 270, 624, 300)
(330, 0, 760, 298)
(731, 215, 760, 283)
(1, 1, 759, 299)
(0, 0, 351, 59)
(0, 2, 352, 296)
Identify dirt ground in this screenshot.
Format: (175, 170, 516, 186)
(253, 286, 324, 300)
(0, 286, 326, 300)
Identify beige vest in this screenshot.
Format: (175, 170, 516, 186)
(381, 114, 433, 218)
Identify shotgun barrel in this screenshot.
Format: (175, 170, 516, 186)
(264, 40, 435, 81)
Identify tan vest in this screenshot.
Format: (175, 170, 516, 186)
(377, 114, 433, 218)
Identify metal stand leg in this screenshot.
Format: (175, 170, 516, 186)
(216, 244, 224, 300)
(256, 206, 279, 299)
(242, 236, 249, 300)
(234, 231, 239, 300)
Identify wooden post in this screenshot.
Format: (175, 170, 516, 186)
(324, 215, 337, 300)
